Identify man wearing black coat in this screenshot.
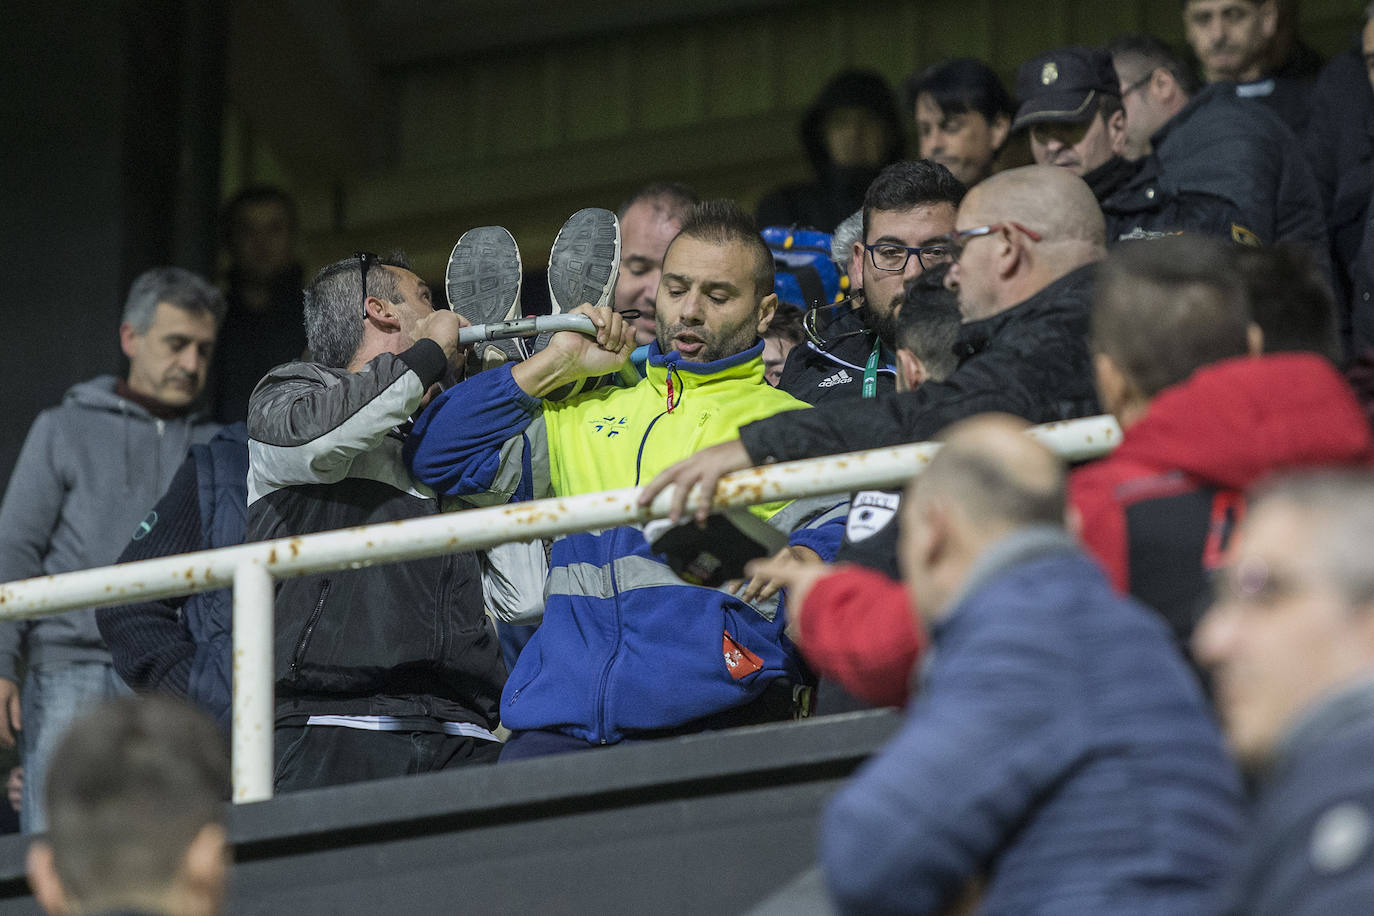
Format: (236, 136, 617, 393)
(1108, 34, 1328, 257)
(1014, 45, 1246, 245)
(641, 165, 1104, 521)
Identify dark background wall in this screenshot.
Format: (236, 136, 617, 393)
(0, 0, 1362, 502)
(0, 1, 226, 496)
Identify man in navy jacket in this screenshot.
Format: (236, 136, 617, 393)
(819, 415, 1243, 914)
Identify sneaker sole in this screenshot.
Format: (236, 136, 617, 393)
(446, 226, 523, 326)
(547, 208, 620, 314)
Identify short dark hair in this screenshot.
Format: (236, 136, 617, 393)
(1093, 236, 1251, 398)
(764, 303, 806, 346)
(862, 160, 966, 243)
(44, 696, 229, 906)
(1097, 91, 1123, 123)
(305, 249, 414, 368)
(221, 184, 298, 242)
(618, 181, 699, 223)
(1107, 34, 1201, 97)
(904, 58, 1015, 124)
(1230, 244, 1340, 363)
(675, 199, 775, 298)
(894, 267, 962, 381)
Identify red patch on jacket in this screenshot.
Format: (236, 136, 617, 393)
(723, 632, 763, 679)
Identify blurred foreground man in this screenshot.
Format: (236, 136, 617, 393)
(27, 696, 229, 916)
(821, 415, 1242, 914)
(1196, 470, 1374, 915)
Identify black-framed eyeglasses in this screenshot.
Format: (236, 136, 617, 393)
(863, 242, 954, 273)
(355, 251, 379, 319)
(933, 222, 1044, 261)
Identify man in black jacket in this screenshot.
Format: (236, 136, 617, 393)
(247, 252, 506, 792)
(778, 160, 963, 405)
(642, 165, 1104, 523)
(1014, 45, 1245, 245)
(1107, 32, 1328, 259)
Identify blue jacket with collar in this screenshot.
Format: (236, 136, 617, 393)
(822, 531, 1244, 914)
(407, 342, 845, 744)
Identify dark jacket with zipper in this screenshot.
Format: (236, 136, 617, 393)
(778, 307, 897, 405)
(1087, 154, 1247, 246)
(246, 341, 504, 727)
(739, 264, 1101, 463)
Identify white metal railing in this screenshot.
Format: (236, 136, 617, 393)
(0, 415, 1121, 803)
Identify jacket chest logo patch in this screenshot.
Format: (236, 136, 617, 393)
(846, 490, 900, 543)
(819, 369, 853, 388)
(723, 631, 764, 679)
(591, 416, 629, 437)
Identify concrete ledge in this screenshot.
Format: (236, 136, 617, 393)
(0, 709, 899, 914)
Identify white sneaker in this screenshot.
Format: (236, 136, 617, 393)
(446, 226, 523, 365)
(547, 208, 620, 315)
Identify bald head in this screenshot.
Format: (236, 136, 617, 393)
(912, 414, 1066, 533)
(949, 166, 1106, 321)
(900, 414, 1067, 623)
(964, 165, 1105, 249)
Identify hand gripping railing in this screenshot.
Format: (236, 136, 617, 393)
(0, 415, 1121, 804)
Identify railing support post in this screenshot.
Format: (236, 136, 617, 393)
(233, 562, 274, 804)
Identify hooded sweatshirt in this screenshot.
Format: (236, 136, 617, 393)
(756, 69, 905, 233)
(0, 376, 216, 681)
(798, 353, 1374, 707)
(1072, 352, 1374, 643)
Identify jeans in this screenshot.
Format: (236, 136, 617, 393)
(20, 661, 130, 833)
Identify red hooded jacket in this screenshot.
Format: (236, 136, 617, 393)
(800, 353, 1374, 706)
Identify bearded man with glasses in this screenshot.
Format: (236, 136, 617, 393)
(780, 159, 963, 406)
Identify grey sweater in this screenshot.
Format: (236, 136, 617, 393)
(0, 376, 217, 681)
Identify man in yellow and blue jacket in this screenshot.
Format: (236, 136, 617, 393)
(407, 201, 846, 759)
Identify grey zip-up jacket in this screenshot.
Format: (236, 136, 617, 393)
(0, 376, 217, 682)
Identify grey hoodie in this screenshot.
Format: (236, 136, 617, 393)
(0, 376, 217, 681)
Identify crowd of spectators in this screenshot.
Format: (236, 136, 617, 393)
(4, 1, 1374, 912)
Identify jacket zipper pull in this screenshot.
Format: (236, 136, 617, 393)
(666, 369, 675, 413)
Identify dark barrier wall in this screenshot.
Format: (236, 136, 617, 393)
(0, 711, 900, 914)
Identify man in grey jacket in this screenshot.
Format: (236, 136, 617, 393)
(248, 251, 505, 792)
(0, 267, 224, 832)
